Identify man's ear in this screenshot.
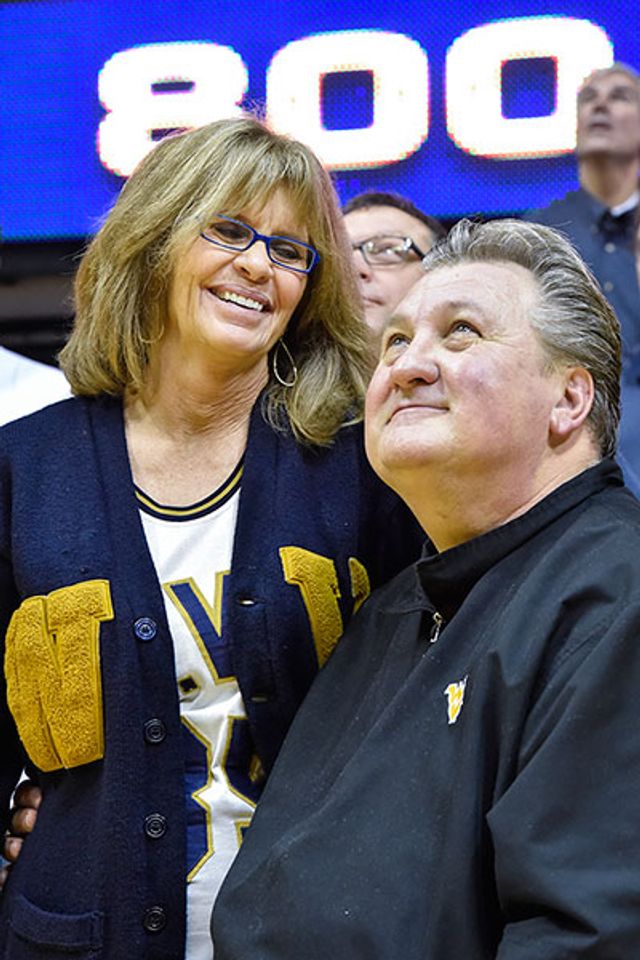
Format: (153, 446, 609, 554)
(549, 366, 594, 441)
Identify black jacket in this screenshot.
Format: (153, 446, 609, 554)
(213, 461, 640, 959)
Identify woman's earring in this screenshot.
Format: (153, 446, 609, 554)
(272, 338, 298, 387)
(140, 323, 166, 346)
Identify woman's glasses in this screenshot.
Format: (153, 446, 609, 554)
(201, 214, 319, 274)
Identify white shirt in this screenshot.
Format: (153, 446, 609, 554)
(0, 346, 70, 425)
(139, 467, 255, 960)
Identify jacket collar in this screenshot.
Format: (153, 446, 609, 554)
(579, 187, 638, 237)
(390, 460, 623, 619)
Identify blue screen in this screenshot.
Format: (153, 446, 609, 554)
(0, 0, 637, 241)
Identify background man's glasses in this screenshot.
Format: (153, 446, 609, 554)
(352, 235, 425, 266)
(201, 214, 319, 274)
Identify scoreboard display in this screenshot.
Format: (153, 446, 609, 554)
(0, 0, 637, 243)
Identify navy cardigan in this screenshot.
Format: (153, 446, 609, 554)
(0, 394, 423, 960)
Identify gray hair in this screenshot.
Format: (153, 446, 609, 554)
(578, 61, 640, 101)
(422, 218, 621, 457)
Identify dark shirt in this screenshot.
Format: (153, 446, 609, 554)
(525, 187, 640, 494)
(213, 460, 640, 959)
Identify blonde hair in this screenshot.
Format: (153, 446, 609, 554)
(61, 116, 370, 445)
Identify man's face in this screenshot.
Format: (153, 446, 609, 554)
(576, 69, 640, 162)
(344, 205, 436, 335)
(365, 261, 565, 489)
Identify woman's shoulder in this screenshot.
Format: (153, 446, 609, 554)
(1, 396, 79, 439)
(0, 395, 121, 458)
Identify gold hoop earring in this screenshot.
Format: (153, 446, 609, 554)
(272, 338, 298, 388)
(140, 323, 166, 346)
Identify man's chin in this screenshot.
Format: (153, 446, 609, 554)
(368, 440, 439, 484)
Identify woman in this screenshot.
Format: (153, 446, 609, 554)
(0, 117, 422, 959)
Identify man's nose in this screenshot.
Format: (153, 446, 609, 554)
(390, 341, 440, 388)
(352, 248, 373, 280)
(590, 89, 609, 112)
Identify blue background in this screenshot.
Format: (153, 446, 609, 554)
(0, 0, 637, 242)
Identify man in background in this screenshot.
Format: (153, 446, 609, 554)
(343, 191, 446, 335)
(525, 63, 640, 493)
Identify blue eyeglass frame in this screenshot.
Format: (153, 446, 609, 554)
(201, 214, 320, 274)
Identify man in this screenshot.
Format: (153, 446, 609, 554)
(0, 345, 69, 424)
(525, 62, 640, 493)
(212, 219, 640, 958)
(343, 191, 446, 334)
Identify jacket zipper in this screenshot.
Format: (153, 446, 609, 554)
(429, 610, 443, 643)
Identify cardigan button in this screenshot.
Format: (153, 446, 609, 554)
(144, 719, 167, 744)
(142, 906, 167, 933)
(144, 813, 168, 839)
(236, 596, 256, 606)
(134, 617, 157, 641)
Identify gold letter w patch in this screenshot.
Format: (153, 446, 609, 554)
(5, 580, 113, 771)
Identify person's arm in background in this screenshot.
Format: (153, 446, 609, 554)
(0, 780, 41, 888)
